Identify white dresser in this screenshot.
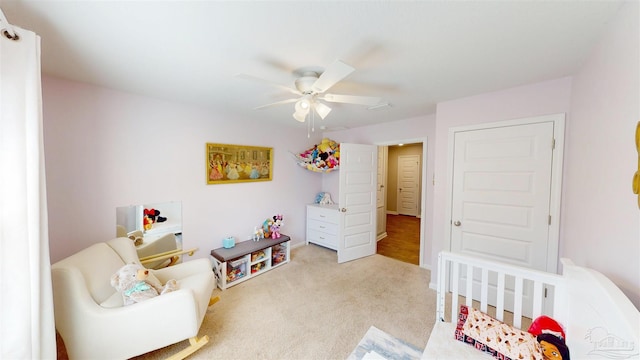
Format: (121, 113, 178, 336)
(306, 204, 339, 250)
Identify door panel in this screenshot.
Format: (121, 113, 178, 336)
(338, 143, 377, 263)
(397, 155, 420, 216)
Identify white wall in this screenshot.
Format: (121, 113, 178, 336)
(42, 76, 323, 262)
(562, 1, 639, 307)
(323, 115, 436, 268)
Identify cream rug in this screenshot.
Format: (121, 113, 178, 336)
(134, 244, 436, 360)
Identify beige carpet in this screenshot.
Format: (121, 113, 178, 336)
(133, 244, 436, 360)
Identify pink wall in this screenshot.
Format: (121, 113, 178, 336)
(42, 77, 322, 263)
(562, 1, 639, 307)
(429, 3, 639, 308)
(41, 3, 638, 308)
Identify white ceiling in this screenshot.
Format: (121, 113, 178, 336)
(0, 1, 624, 130)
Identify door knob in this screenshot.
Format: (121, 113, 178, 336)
(453, 220, 461, 226)
(340, 208, 347, 212)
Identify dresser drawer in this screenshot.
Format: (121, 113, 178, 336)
(306, 230, 338, 250)
(307, 205, 339, 223)
(307, 218, 338, 235)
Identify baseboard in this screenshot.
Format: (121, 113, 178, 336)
(290, 241, 306, 249)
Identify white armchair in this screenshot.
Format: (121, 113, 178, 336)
(51, 237, 216, 360)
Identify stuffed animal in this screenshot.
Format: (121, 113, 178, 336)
(262, 218, 273, 238)
(110, 263, 178, 306)
(315, 192, 334, 205)
(528, 315, 570, 360)
(270, 214, 284, 239)
(143, 215, 153, 231)
(317, 138, 332, 153)
(143, 208, 167, 230)
(253, 226, 264, 241)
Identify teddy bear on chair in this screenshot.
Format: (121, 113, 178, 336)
(110, 263, 178, 306)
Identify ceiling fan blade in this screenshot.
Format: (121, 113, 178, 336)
(314, 102, 332, 120)
(321, 93, 382, 106)
(254, 98, 299, 110)
(311, 60, 355, 93)
(235, 73, 300, 95)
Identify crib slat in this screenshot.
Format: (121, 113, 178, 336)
(496, 272, 505, 322)
(480, 268, 488, 313)
(465, 264, 473, 307)
(532, 281, 543, 319)
(451, 261, 459, 322)
(436, 253, 447, 321)
(513, 276, 523, 328)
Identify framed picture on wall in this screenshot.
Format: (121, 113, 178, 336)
(206, 143, 273, 184)
(634, 121, 639, 208)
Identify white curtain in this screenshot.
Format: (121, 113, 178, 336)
(0, 10, 56, 360)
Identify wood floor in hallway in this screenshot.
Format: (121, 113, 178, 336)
(377, 214, 420, 265)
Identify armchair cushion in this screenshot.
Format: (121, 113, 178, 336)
(100, 292, 123, 308)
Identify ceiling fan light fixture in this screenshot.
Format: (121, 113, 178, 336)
(295, 97, 311, 112)
(314, 102, 332, 120)
(293, 109, 308, 122)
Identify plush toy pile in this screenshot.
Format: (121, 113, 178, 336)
(111, 263, 178, 305)
(296, 138, 340, 172)
(259, 214, 284, 240)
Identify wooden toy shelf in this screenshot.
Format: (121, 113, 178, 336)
(210, 235, 290, 290)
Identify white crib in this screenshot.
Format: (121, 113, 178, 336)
(423, 251, 639, 359)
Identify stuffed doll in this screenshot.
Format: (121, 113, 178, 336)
(270, 214, 284, 239)
(110, 263, 178, 306)
(528, 315, 570, 360)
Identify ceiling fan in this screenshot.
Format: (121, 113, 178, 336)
(237, 60, 383, 123)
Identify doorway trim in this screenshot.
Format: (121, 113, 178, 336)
(375, 137, 429, 269)
(443, 114, 565, 274)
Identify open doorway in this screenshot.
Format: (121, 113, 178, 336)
(376, 143, 423, 265)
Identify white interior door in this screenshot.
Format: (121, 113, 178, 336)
(338, 143, 377, 263)
(397, 155, 420, 216)
(449, 118, 560, 315)
(450, 122, 555, 269)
